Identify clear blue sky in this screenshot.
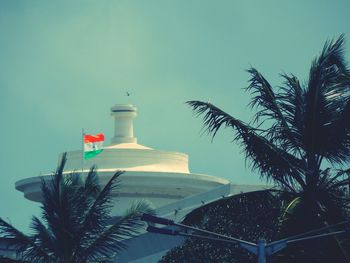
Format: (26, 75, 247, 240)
(1, 0, 349, 232)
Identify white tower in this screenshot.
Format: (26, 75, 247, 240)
(110, 104, 137, 144)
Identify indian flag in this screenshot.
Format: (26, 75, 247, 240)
(84, 133, 104, 160)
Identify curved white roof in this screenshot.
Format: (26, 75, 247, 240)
(15, 103, 230, 213)
(64, 146, 190, 174)
(62, 104, 190, 174)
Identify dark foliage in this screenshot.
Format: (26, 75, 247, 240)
(0, 153, 153, 263)
(160, 190, 288, 263)
(160, 190, 349, 263)
(0, 256, 28, 263)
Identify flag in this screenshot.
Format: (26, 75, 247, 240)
(84, 133, 104, 160)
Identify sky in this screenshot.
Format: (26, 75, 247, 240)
(0, 0, 350, 232)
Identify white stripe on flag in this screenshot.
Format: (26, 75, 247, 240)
(84, 141, 104, 152)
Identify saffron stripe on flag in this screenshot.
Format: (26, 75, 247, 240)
(84, 133, 104, 143)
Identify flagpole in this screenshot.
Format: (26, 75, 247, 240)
(82, 128, 84, 173)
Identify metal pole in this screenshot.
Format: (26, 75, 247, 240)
(143, 214, 350, 263)
(257, 239, 267, 263)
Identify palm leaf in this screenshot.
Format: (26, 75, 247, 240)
(40, 154, 88, 260)
(246, 68, 305, 157)
(278, 73, 305, 153)
(72, 171, 123, 262)
(40, 153, 67, 234)
(0, 218, 51, 262)
(187, 101, 305, 190)
(80, 201, 153, 263)
(327, 97, 350, 163)
(0, 256, 30, 263)
(84, 165, 101, 198)
(29, 216, 56, 257)
(304, 34, 350, 162)
(247, 67, 290, 131)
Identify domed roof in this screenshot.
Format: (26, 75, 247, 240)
(15, 103, 230, 208)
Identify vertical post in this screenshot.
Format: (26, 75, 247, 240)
(257, 239, 267, 263)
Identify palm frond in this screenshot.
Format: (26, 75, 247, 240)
(278, 73, 305, 153)
(319, 168, 350, 190)
(40, 153, 67, 228)
(246, 68, 303, 154)
(0, 218, 51, 262)
(30, 216, 56, 257)
(0, 256, 30, 263)
(246, 67, 279, 123)
(187, 101, 305, 190)
(53, 152, 67, 192)
(319, 34, 350, 78)
(81, 171, 122, 234)
(84, 165, 101, 198)
(327, 97, 350, 163)
(304, 35, 350, 162)
(40, 153, 89, 260)
(72, 171, 123, 261)
(80, 201, 153, 263)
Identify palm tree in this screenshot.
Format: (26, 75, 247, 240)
(0, 153, 153, 263)
(187, 35, 350, 262)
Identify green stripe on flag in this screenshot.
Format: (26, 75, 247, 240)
(84, 149, 103, 160)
